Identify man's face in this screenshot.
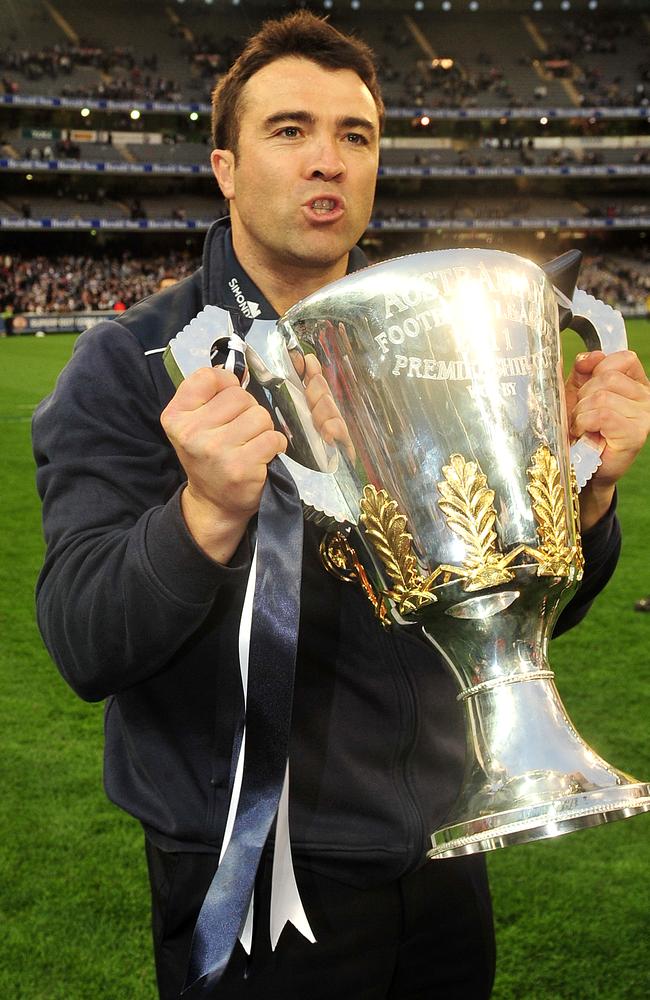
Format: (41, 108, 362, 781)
(212, 56, 380, 278)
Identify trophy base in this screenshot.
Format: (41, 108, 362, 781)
(428, 782, 650, 859)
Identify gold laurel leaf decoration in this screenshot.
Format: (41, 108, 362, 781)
(436, 454, 515, 590)
(359, 485, 420, 597)
(437, 455, 499, 572)
(526, 445, 574, 576)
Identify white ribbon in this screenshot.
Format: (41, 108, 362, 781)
(270, 761, 316, 948)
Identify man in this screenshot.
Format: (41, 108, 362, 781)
(33, 12, 650, 1000)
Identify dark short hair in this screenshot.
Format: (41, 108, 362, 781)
(211, 11, 385, 154)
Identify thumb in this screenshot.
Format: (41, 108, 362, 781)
(568, 349, 606, 385)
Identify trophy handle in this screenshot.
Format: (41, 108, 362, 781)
(564, 289, 628, 489)
(244, 320, 361, 525)
(244, 322, 341, 475)
(542, 253, 628, 489)
(567, 288, 627, 355)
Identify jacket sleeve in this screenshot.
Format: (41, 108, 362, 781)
(33, 320, 251, 702)
(553, 492, 621, 637)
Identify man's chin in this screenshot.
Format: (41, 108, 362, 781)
(284, 228, 362, 272)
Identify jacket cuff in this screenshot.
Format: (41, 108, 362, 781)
(580, 488, 620, 581)
(144, 487, 252, 605)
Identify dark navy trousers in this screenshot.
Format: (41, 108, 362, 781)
(145, 840, 495, 1000)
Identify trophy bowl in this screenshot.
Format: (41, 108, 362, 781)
(243, 248, 650, 859)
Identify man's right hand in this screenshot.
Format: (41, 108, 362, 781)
(161, 367, 287, 564)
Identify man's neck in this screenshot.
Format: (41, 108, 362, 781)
(229, 224, 349, 316)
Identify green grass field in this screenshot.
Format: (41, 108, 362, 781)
(1, 328, 649, 999)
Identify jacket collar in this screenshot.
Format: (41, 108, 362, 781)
(201, 217, 369, 330)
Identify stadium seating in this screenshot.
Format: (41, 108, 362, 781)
(1, 0, 649, 317)
(3, 0, 648, 109)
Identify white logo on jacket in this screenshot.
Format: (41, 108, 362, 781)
(228, 277, 261, 319)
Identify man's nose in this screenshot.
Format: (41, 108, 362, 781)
(306, 138, 346, 181)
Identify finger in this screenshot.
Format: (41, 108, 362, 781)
(577, 369, 650, 405)
(573, 382, 650, 433)
(240, 429, 288, 466)
(182, 402, 276, 458)
(308, 389, 344, 432)
(570, 430, 605, 451)
(303, 353, 323, 385)
(589, 349, 650, 385)
(318, 414, 354, 448)
(572, 405, 649, 451)
(287, 347, 307, 382)
(564, 355, 600, 418)
(310, 412, 355, 459)
(221, 402, 277, 447)
(170, 367, 241, 411)
(304, 372, 333, 410)
(203, 386, 267, 431)
(566, 350, 606, 396)
(162, 386, 258, 446)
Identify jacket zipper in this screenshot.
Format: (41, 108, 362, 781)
(379, 627, 428, 866)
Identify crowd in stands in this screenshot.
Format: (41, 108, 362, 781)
(0, 42, 182, 102)
(394, 61, 517, 112)
(188, 32, 242, 84)
(390, 140, 650, 170)
(1, 43, 156, 84)
(0, 42, 150, 79)
(20, 137, 83, 160)
(372, 198, 650, 223)
(372, 26, 520, 110)
(575, 69, 648, 110)
(536, 16, 650, 109)
(1, 252, 197, 314)
(2, 250, 649, 318)
(579, 251, 650, 314)
(57, 74, 183, 104)
(541, 16, 633, 63)
(2, 14, 648, 109)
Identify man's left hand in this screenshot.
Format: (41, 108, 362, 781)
(565, 349, 650, 529)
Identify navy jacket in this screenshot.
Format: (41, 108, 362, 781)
(33, 219, 622, 886)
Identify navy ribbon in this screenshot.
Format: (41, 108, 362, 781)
(182, 456, 304, 994)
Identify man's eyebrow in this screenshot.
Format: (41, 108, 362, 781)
(337, 116, 377, 135)
(263, 110, 316, 129)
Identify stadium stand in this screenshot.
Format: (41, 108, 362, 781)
(4, 131, 650, 175)
(2, 0, 648, 109)
(3, 251, 197, 312)
(125, 140, 211, 165)
(1, 0, 649, 324)
(4, 246, 648, 317)
(535, 14, 650, 108)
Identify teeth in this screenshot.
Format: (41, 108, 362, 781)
(312, 199, 336, 212)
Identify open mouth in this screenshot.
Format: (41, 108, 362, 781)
(310, 198, 340, 214)
(303, 196, 344, 222)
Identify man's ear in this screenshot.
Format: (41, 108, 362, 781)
(211, 149, 235, 200)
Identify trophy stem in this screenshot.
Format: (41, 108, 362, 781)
(423, 572, 650, 859)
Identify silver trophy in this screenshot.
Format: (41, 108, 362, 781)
(166, 248, 650, 859)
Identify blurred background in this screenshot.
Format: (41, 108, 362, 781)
(1, 0, 649, 330)
(1, 3, 649, 999)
